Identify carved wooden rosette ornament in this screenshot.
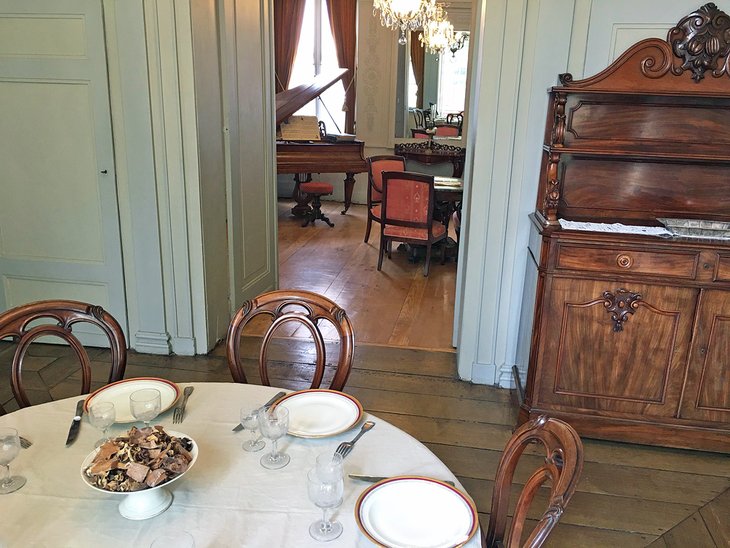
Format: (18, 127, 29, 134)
(669, 3, 730, 81)
(602, 289, 642, 332)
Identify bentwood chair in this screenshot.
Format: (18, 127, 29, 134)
(0, 300, 127, 413)
(364, 155, 406, 244)
(378, 171, 447, 277)
(412, 108, 426, 129)
(484, 415, 584, 547)
(434, 124, 460, 137)
(226, 290, 355, 391)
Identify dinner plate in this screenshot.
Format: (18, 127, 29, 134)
(355, 476, 478, 548)
(275, 389, 363, 438)
(84, 377, 181, 423)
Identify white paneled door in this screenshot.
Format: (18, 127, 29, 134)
(0, 0, 127, 345)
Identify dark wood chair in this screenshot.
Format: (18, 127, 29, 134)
(446, 111, 464, 133)
(484, 415, 584, 548)
(226, 290, 355, 391)
(0, 300, 127, 412)
(378, 171, 447, 277)
(365, 155, 406, 243)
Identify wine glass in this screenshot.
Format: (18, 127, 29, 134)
(258, 406, 290, 469)
(88, 401, 116, 447)
(316, 452, 343, 483)
(0, 427, 26, 494)
(130, 388, 162, 427)
(240, 407, 265, 452)
(307, 466, 344, 541)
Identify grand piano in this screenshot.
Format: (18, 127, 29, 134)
(276, 68, 367, 215)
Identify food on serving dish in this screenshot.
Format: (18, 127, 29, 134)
(83, 426, 194, 492)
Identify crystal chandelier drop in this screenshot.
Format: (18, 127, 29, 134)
(419, 4, 455, 55)
(373, 0, 437, 45)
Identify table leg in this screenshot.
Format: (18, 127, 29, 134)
(341, 172, 355, 215)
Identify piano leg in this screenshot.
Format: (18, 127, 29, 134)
(341, 172, 356, 215)
(291, 174, 313, 217)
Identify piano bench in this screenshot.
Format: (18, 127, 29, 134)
(299, 181, 334, 228)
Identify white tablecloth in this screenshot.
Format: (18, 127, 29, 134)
(0, 382, 480, 547)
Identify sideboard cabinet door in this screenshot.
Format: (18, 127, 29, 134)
(533, 278, 697, 418)
(679, 289, 730, 422)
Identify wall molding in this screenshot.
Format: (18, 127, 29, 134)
(133, 330, 171, 355)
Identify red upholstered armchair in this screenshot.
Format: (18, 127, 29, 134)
(364, 155, 406, 244)
(378, 171, 447, 276)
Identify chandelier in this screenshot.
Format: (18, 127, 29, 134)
(419, 4, 455, 55)
(373, 0, 436, 45)
(449, 32, 469, 57)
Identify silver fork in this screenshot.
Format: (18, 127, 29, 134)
(173, 386, 194, 424)
(335, 421, 375, 459)
(19, 436, 32, 449)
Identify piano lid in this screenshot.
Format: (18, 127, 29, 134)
(275, 68, 348, 126)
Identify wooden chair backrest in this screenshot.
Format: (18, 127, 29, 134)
(367, 155, 406, 203)
(485, 416, 584, 548)
(0, 300, 127, 411)
(381, 171, 438, 239)
(226, 290, 355, 391)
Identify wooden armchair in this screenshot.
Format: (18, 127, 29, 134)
(365, 155, 406, 244)
(226, 290, 355, 391)
(484, 416, 584, 547)
(0, 300, 127, 412)
(378, 171, 447, 276)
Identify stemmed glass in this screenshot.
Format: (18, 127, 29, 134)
(88, 401, 116, 447)
(240, 407, 265, 452)
(258, 406, 290, 469)
(0, 427, 26, 494)
(130, 388, 162, 428)
(307, 456, 344, 541)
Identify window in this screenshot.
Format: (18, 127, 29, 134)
(289, 0, 346, 133)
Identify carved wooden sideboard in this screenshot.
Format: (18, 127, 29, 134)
(521, 3, 730, 452)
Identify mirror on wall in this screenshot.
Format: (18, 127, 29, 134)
(394, 27, 471, 139)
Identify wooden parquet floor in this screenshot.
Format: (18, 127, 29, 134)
(278, 200, 458, 350)
(2, 200, 729, 546)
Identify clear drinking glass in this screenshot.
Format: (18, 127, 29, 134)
(316, 452, 344, 483)
(240, 407, 265, 452)
(0, 427, 26, 494)
(88, 401, 116, 447)
(258, 406, 290, 469)
(307, 466, 344, 541)
(130, 388, 162, 427)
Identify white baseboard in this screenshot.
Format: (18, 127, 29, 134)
(170, 336, 196, 356)
(133, 331, 171, 355)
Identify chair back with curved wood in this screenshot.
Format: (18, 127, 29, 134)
(412, 108, 426, 129)
(0, 300, 127, 411)
(226, 290, 355, 391)
(485, 415, 584, 548)
(434, 124, 460, 137)
(364, 155, 406, 243)
(378, 171, 447, 276)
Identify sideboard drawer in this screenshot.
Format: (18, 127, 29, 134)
(555, 244, 699, 278)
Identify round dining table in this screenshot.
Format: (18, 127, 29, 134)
(0, 382, 481, 547)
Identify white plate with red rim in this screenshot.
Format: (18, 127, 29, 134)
(84, 377, 181, 423)
(274, 389, 363, 438)
(355, 476, 479, 548)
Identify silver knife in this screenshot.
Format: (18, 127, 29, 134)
(348, 474, 455, 487)
(232, 391, 286, 432)
(65, 399, 85, 446)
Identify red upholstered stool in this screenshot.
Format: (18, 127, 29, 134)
(299, 181, 334, 227)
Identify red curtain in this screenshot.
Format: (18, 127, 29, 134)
(410, 31, 425, 109)
(325, 0, 357, 134)
(273, 0, 307, 93)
